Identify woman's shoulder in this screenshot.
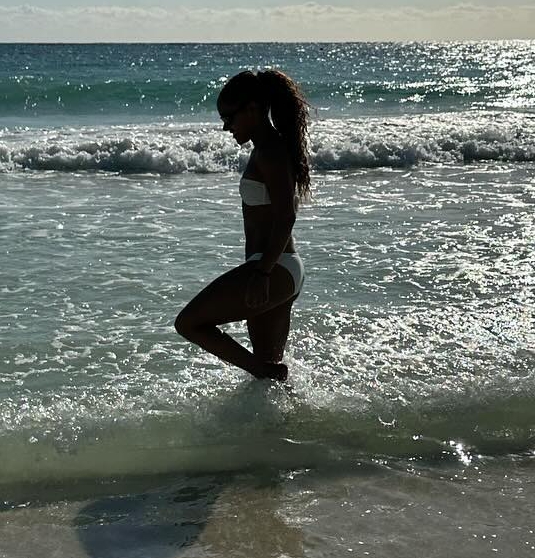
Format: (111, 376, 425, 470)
(253, 148, 295, 191)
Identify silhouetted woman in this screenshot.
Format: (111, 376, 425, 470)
(175, 69, 310, 381)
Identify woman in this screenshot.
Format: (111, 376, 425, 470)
(175, 69, 310, 381)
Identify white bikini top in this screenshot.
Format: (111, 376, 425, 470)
(239, 177, 271, 206)
(239, 176, 299, 207)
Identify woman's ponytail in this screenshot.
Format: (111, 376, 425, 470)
(257, 69, 311, 202)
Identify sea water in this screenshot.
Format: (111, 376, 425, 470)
(1, 42, 534, 557)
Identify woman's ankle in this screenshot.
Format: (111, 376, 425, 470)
(256, 361, 288, 382)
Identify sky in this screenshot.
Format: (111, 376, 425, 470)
(1, 1, 534, 42)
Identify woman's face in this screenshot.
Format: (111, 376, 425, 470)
(217, 98, 255, 145)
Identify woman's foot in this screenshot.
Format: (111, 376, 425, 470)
(256, 361, 288, 382)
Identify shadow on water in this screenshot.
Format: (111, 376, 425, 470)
(75, 379, 306, 558)
(75, 467, 307, 558)
(75, 472, 230, 558)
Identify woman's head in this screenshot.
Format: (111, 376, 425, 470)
(216, 71, 266, 146)
(217, 69, 311, 202)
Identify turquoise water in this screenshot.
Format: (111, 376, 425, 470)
(1, 42, 535, 122)
(1, 42, 535, 557)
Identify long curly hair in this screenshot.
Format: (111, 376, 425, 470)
(218, 69, 311, 202)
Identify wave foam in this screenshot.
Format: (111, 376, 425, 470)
(1, 111, 534, 174)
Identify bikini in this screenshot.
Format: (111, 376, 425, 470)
(240, 176, 305, 297)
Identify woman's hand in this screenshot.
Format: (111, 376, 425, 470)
(245, 269, 270, 308)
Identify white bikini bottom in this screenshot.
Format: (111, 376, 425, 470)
(246, 252, 305, 297)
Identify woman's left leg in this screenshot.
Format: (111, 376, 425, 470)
(175, 260, 295, 378)
(247, 295, 297, 363)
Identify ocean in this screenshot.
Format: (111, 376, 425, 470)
(1, 42, 534, 557)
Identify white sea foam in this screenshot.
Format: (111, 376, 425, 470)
(1, 111, 534, 174)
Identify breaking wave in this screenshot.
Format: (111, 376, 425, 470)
(1, 111, 534, 174)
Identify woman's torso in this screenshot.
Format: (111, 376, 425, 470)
(241, 147, 297, 259)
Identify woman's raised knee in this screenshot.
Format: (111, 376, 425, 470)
(174, 309, 194, 338)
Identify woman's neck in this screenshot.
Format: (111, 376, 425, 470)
(250, 120, 280, 149)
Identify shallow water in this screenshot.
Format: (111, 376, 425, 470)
(2, 164, 534, 485)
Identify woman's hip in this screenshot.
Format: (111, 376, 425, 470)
(246, 252, 305, 297)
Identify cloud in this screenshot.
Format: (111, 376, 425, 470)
(0, 3, 534, 42)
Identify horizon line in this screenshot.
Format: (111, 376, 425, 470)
(1, 39, 534, 44)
